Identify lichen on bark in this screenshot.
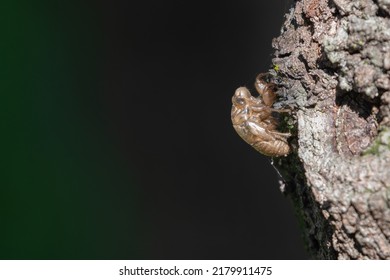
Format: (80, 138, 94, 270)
(270, 0, 390, 259)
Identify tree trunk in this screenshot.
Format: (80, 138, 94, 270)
(270, 0, 390, 259)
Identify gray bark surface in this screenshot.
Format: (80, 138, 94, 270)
(270, 0, 390, 259)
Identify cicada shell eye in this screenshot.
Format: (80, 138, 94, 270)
(232, 87, 251, 106)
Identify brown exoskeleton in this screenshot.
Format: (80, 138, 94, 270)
(231, 74, 291, 157)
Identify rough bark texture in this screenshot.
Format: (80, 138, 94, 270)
(270, 0, 390, 259)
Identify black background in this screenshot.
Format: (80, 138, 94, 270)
(98, 0, 308, 259)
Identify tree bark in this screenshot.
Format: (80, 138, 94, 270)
(270, 0, 390, 259)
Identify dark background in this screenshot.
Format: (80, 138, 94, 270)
(1, 0, 308, 259)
